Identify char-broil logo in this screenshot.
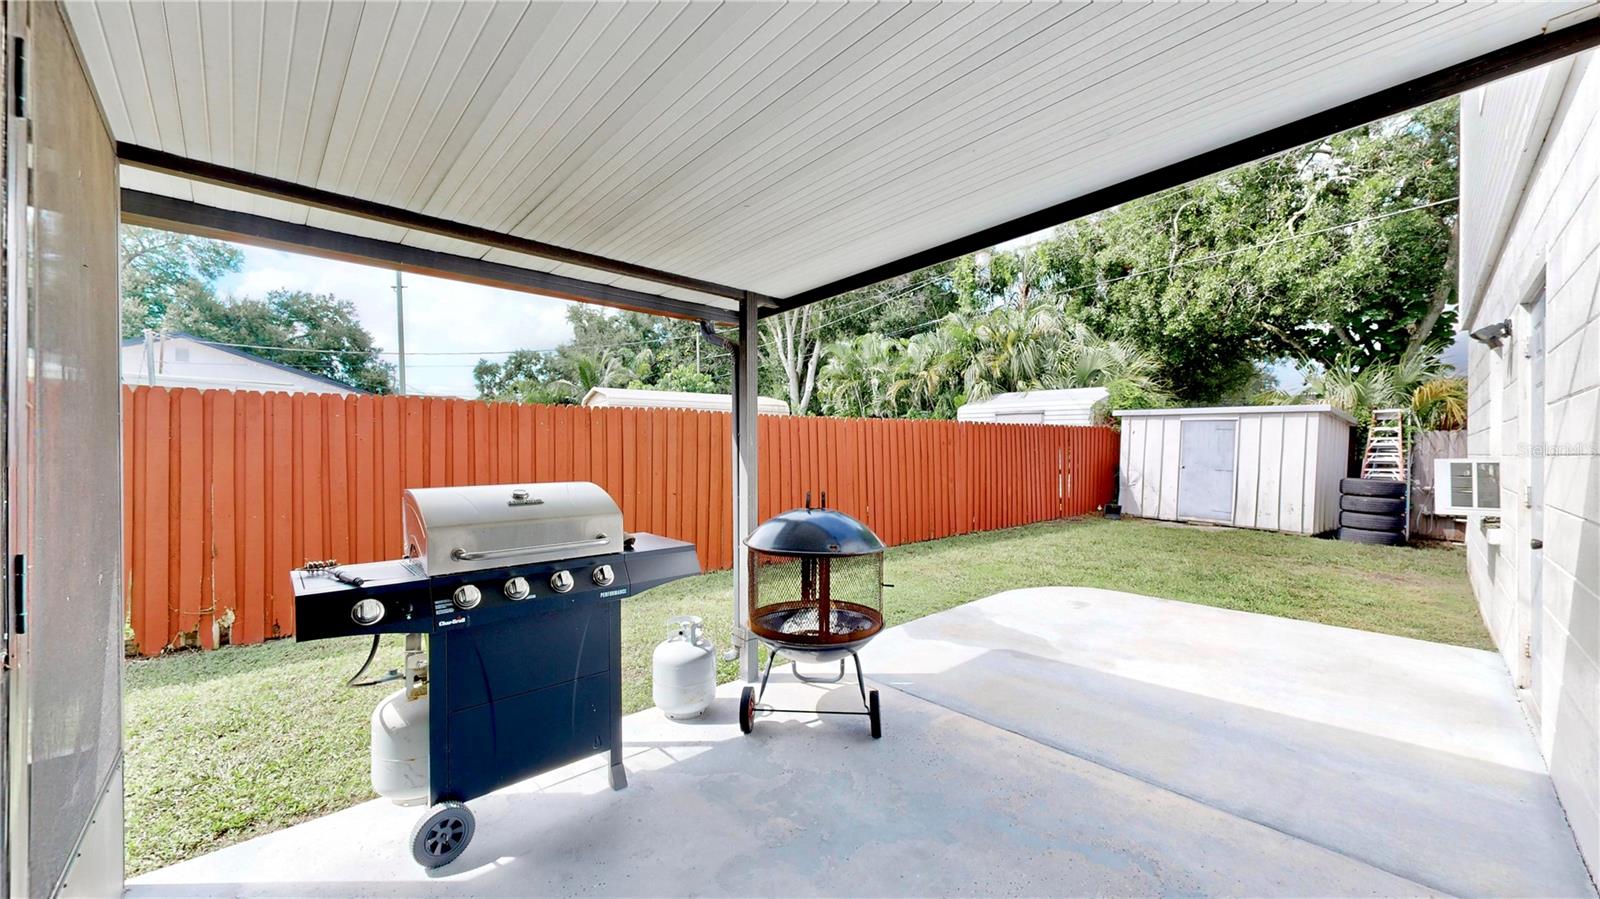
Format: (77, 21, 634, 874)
(507, 488, 544, 507)
(438, 616, 467, 628)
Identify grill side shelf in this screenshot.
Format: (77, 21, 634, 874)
(619, 535, 701, 593)
(292, 562, 432, 642)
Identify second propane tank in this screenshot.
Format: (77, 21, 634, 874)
(652, 615, 716, 719)
(371, 687, 429, 806)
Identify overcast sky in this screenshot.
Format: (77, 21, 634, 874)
(215, 244, 579, 398)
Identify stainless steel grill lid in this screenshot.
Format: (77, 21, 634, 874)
(745, 507, 884, 557)
(403, 482, 624, 575)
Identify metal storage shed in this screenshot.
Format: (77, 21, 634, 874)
(955, 387, 1109, 425)
(1114, 405, 1355, 536)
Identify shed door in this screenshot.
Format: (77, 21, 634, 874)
(1177, 420, 1236, 522)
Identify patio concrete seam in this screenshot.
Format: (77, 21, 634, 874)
(875, 677, 1451, 897)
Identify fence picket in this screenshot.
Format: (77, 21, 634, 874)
(121, 385, 1117, 653)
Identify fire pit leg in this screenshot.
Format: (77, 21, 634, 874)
(755, 648, 778, 705)
(852, 652, 868, 707)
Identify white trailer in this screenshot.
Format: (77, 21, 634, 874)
(955, 387, 1109, 425)
(581, 387, 789, 416)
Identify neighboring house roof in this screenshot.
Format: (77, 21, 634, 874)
(581, 387, 789, 415)
(121, 332, 371, 394)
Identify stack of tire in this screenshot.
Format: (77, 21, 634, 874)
(1338, 478, 1407, 546)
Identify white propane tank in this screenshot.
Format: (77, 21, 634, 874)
(652, 616, 716, 719)
(371, 687, 429, 806)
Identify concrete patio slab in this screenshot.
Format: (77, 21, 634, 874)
(129, 589, 1595, 898)
(867, 588, 1596, 899)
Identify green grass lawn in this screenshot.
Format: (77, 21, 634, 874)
(125, 516, 1484, 875)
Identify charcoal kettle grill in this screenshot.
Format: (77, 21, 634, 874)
(739, 494, 886, 738)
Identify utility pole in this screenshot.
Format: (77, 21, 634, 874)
(392, 269, 408, 395)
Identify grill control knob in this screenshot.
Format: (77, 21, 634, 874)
(452, 584, 482, 610)
(503, 576, 531, 601)
(549, 570, 575, 594)
(351, 598, 385, 626)
(591, 564, 615, 587)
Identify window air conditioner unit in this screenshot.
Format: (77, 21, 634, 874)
(1433, 459, 1503, 516)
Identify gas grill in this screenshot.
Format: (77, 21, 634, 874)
(291, 482, 699, 868)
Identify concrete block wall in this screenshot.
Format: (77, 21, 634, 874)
(1462, 51, 1600, 877)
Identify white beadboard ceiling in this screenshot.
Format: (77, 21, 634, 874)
(66, 0, 1600, 314)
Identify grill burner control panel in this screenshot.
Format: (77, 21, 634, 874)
(291, 531, 697, 636)
(427, 556, 629, 630)
(290, 535, 697, 642)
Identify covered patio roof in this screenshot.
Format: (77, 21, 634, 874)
(65, 1, 1600, 322)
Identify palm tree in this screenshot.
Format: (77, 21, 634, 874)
(1298, 354, 1465, 430)
(1410, 377, 1467, 430)
(1054, 321, 1172, 419)
(889, 328, 963, 418)
(816, 299, 1172, 421)
(818, 333, 901, 417)
(525, 349, 631, 404)
(959, 302, 1068, 402)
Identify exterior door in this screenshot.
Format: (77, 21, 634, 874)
(4, 3, 124, 896)
(1177, 420, 1237, 522)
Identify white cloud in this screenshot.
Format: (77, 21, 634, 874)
(215, 245, 578, 397)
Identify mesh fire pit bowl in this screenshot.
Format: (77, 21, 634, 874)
(739, 496, 886, 738)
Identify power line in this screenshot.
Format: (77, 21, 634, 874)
(195, 195, 1454, 362)
(795, 273, 949, 339)
(791, 192, 1456, 343)
(844, 196, 1461, 345)
(191, 325, 717, 359)
(1061, 195, 1458, 295)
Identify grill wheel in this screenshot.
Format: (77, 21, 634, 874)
(410, 801, 475, 869)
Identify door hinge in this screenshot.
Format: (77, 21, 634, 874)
(12, 552, 24, 635)
(11, 36, 25, 118)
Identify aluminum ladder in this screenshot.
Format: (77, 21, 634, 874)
(1360, 408, 1407, 481)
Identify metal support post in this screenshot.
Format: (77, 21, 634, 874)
(731, 298, 761, 682)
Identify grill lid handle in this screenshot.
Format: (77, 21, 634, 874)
(450, 533, 610, 562)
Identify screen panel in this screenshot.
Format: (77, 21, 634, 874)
(23, 4, 123, 894)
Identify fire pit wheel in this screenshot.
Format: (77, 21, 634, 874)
(739, 686, 756, 734)
(410, 801, 475, 869)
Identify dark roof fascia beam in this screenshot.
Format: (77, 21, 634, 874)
(122, 190, 738, 325)
(766, 14, 1600, 316)
(116, 142, 751, 304)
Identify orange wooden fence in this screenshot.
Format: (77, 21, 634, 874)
(121, 386, 1118, 654)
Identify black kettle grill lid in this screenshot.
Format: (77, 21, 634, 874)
(745, 497, 884, 557)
